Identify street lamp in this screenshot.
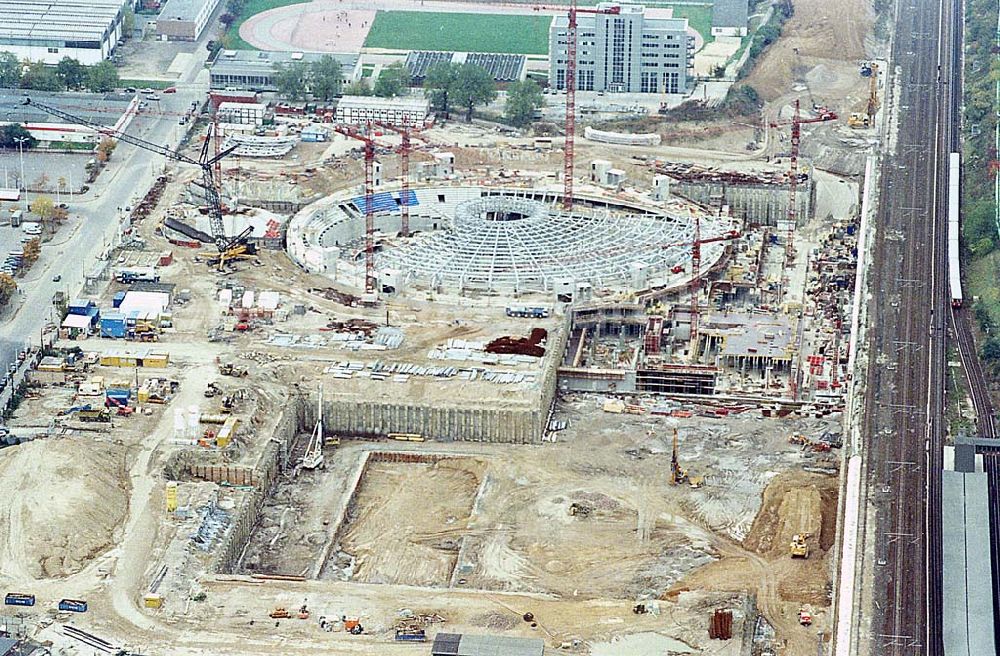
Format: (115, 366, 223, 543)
(14, 135, 28, 213)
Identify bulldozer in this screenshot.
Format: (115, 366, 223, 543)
(218, 362, 248, 377)
(269, 607, 291, 619)
(790, 533, 810, 559)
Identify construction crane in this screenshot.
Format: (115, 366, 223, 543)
(555, 1, 622, 209)
(374, 120, 422, 238)
(22, 98, 254, 269)
(669, 428, 703, 487)
(768, 100, 837, 294)
(299, 385, 325, 471)
(661, 217, 742, 354)
(331, 122, 379, 295)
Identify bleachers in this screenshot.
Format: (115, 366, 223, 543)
(465, 53, 525, 82)
(406, 51, 455, 83)
(406, 51, 526, 83)
(350, 191, 419, 215)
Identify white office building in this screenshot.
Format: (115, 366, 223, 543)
(0, 0, 134, 65)
(549, 3, 694, 94)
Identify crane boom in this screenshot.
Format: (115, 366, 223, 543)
(22, 97, 240, 253)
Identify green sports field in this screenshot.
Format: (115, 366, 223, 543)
(363, 11, 553, 55)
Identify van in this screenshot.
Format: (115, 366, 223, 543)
(10, 210, 22, 226)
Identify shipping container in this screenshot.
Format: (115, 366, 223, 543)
(5, 592, 35, 606)
(58, 598, 88, 613)
(113, 291, 126, 308)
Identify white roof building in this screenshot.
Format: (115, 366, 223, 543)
(335, 96, 430, 127)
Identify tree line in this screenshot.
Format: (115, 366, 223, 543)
(0, 53, 121, 93)
(273, 57, 545, 127)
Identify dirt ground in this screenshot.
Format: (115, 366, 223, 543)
(341, 458, 485, 586)
(746, 0, 875, 105)
(0, 437, 128, 579)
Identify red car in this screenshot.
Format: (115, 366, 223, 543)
(163, 86, 177, 94)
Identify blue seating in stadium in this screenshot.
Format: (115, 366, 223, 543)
(350, 191, 419, 215)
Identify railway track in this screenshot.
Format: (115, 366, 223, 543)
(952, 307, 997, 437)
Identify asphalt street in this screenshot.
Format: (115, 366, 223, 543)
(0, 54, 211, 383)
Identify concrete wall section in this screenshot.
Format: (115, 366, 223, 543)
(323, 400, 542, 444)
(672, 179, 815, 226)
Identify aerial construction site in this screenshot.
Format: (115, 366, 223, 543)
(0, 0, 900, 654)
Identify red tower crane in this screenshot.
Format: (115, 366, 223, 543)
(556, 1, 621, 209)
(331, 122, 379, 295)
(661, 217, 741, 351)
(374, 120, 424, 238)
(769, 100, 837, 292)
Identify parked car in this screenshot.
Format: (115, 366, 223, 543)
(163, 86, 177, 94)
(140, 87, 154, 94)
(52, 274, 61, 282)
(124, 86, 137, 93)
(145, 93, 160, 101)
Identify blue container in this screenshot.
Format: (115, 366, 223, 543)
(58, 599, 87, 613)
(100, 313, 126, 338)
(5, 593, 35, 606)
(846, 224, 857, 235)
(113, 291, 126, 308)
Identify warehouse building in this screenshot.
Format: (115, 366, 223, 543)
(335, 96, 429, 126)
(549, 2, 694, 94)
(156, 0, 221, 41)
(209, 50, 360, 92)
(431, 633, 544, 656)
(711, 0, 749, 36)
(0, 89, 138, 143)
(0, 0, 132, 65)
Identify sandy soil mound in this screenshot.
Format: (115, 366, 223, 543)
(0, 438, 128, 579)
(743, 471, 837, 559)
(745, 0, 874, 101)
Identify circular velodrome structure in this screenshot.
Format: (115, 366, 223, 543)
(287, 185, 736, 296)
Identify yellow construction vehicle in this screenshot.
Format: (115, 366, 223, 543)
(790, 533, 810, 558)
(848, 112, 872, 129)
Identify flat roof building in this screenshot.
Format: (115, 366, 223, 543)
(156, 0, 221, 41)
(549, 3, 694, 94)
(0, 0, 132, 65)
(209, 50, 360, 92)
(335, 95, 430, 126)
(711, 0, 749, 37)
(431, 633, 544, 656)
(0, 89, 138, 143)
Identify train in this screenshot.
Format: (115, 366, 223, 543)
(949, 151, 962, 307)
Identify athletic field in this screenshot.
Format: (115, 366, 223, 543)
(363, 11, 552, 54)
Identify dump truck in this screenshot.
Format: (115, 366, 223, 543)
(78, 408, 111, 423)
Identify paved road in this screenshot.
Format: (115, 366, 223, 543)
(0, 58, 212, 381)
(857, 0, 957, 652)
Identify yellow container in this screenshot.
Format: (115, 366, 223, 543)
(165, 481, 178, 513)
(143, 594, 163, 609)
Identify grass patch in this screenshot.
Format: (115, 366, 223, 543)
(364, 11, 552, 54)
(45, 142, 94, 152)
(119, 78, 175, 90)
(223, 0, 310, 50)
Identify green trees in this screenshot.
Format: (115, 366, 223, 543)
(310, 55, 344, 101)
(85, 61, 120, 92)
(424, 62, 460, 117)
(273, 61, 310, 100)
(20, 61, 61, 91)
(0, 52, 20, 87)
(0, 124, 37, 150)
(344, 80, 372, 96)
(452, 64, 496, 122)
(424, 62, 496, 121)
(373, 62, 411, 98)
(503, 78, 543, 127)
(56, 57, 87, 90)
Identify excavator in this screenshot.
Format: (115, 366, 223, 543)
(670, 428, 704, 488)
(22, 98, 255, 270)
(790, 533, 810, 558)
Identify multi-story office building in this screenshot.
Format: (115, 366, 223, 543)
(549, 3, 694, 94)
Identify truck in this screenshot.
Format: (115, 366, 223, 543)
(4, 592, 35, 606)
(505, 305, 550, 319)
(58, 598, 88, 613)
(116, 267, 160, 284)
(394, 629, 427, 642)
